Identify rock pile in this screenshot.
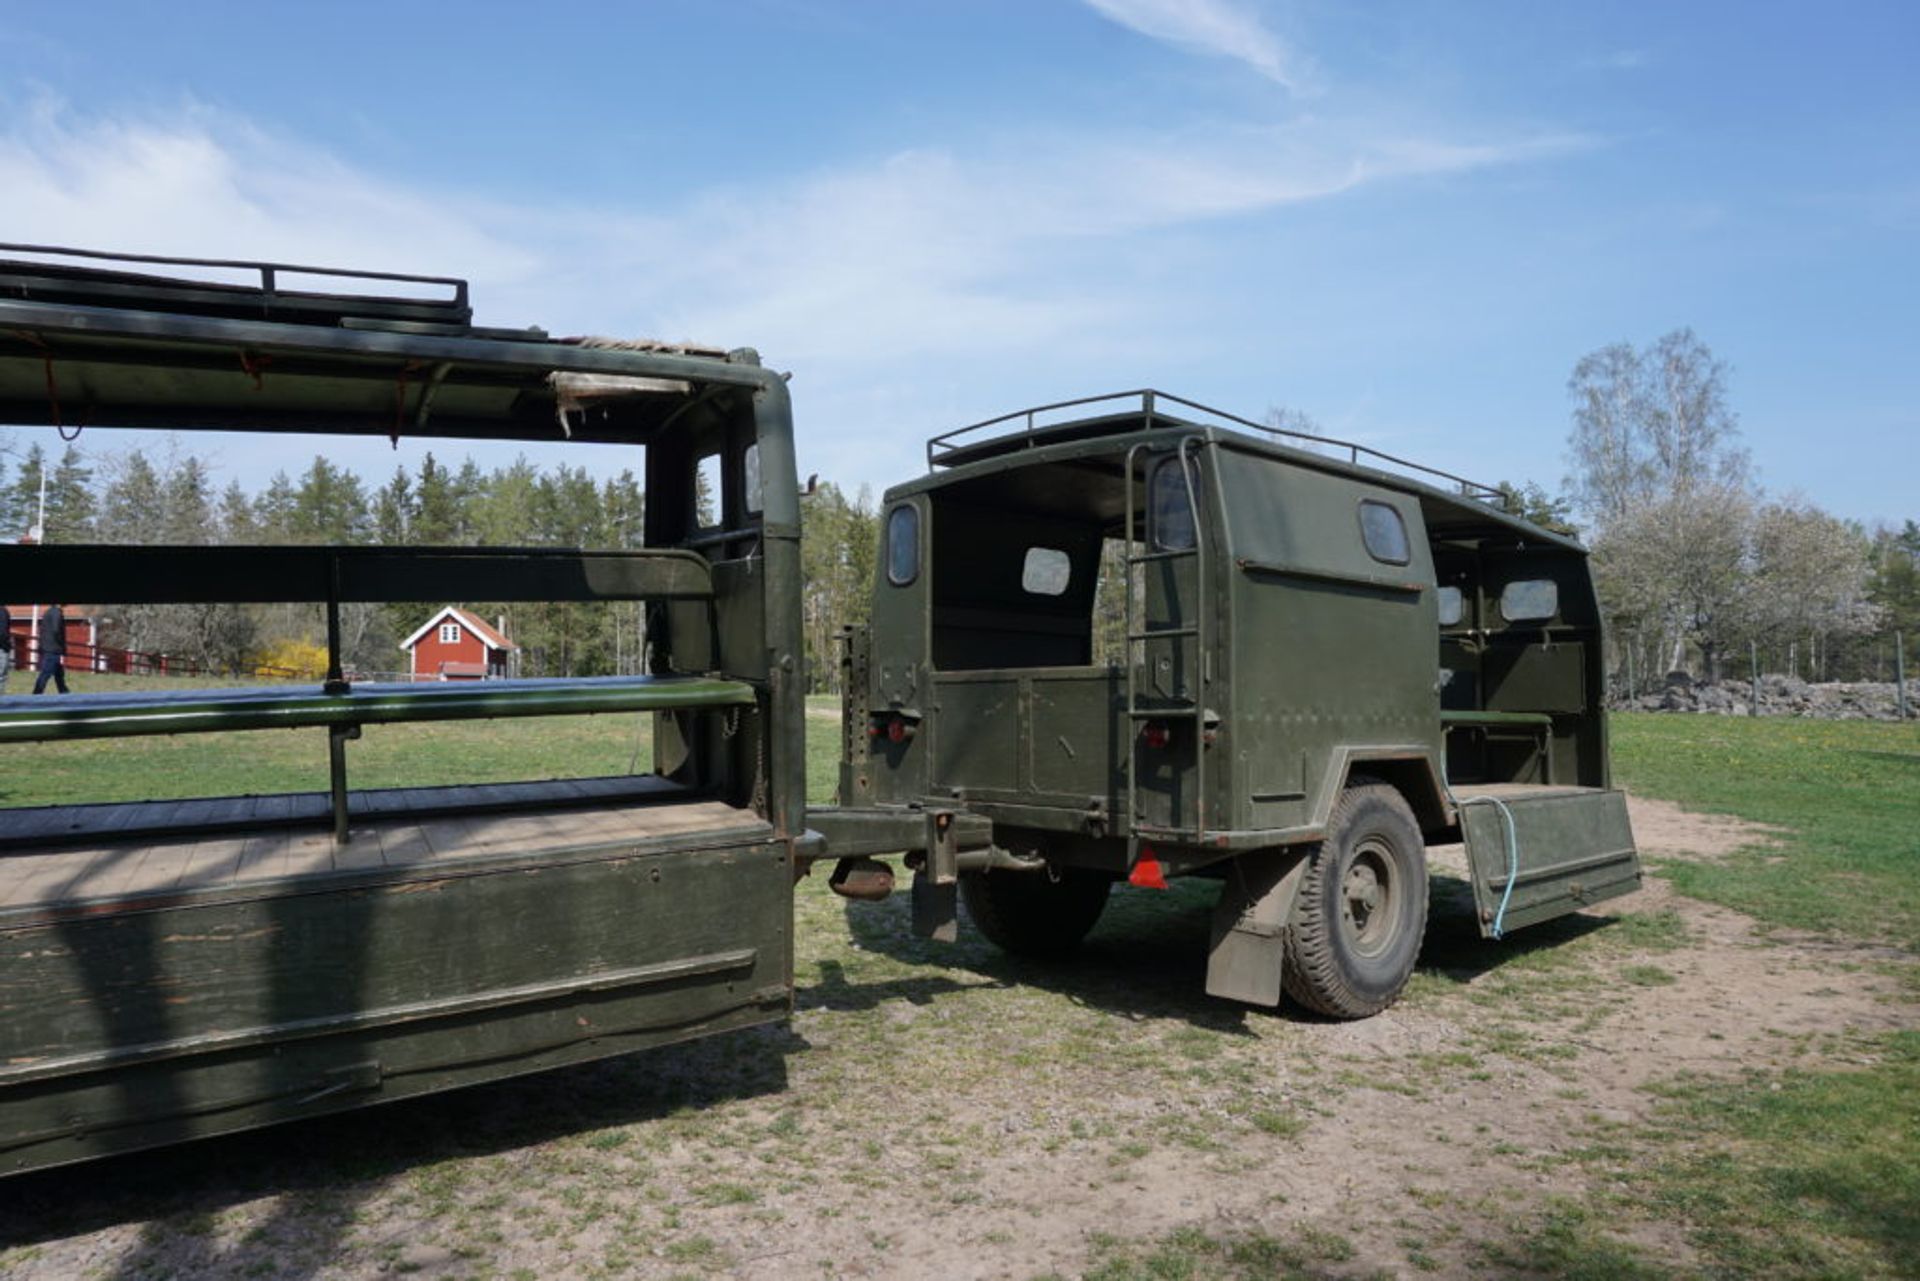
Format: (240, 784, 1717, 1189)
(1620, 672, 1915, 720)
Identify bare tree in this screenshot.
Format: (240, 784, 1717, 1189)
(1567, 328, 1749, 525)
(1594, 483, 1753, 679)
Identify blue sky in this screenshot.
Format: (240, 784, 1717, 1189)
(1, 1, 1914, 529)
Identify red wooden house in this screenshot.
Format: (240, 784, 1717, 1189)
(399, 606, 517, 681)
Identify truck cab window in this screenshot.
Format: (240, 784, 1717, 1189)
(1500, 579, 1558, 622)
(743, 442, 762, 515)
(886, 504, 919, 585)
(695, 451, 723, 527)
(1021, 547, 1071, 596)
(1149, 459, 1196, 551)
(1359, 499, 1411, 565)
(1436, 585, 1464, 626)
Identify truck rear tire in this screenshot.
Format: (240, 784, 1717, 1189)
(960, 867, 1112, 958)
(1282, 781, 1427, 1018)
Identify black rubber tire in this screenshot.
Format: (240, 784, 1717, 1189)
(1282, 781, 1428, 1018)
(960, 867, 1112, 958)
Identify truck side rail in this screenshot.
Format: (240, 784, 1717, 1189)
(0, 675, 754, 744)
(0, 544, 716, 605)
(2, 542, 742, 843)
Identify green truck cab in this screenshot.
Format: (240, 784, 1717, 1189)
(817, 391, 1640, 1017)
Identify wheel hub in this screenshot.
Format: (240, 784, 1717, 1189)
(1340, 841, 1397, 955)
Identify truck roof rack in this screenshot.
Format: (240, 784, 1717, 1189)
(927, 389, 1502, 502)
(0, 242, 475, 332)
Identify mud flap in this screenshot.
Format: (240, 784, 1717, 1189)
(1205, 846, 1309, 1006)
(910, 809, 960, 943)
(1458, 788, 1640, 938)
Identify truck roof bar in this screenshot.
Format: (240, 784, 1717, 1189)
(927, 388, 1502, 501)
(0, 241, 472, 329)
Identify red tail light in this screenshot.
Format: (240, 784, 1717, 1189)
(1140, 721, 1170, 749)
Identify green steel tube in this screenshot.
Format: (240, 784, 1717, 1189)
(0, 676, 755, 744)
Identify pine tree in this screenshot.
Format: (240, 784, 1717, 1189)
(8, 444, 46, 541)
(375, 467, 414, 545)
(415, 453, 458, 544)
(46, 446, 96, 542)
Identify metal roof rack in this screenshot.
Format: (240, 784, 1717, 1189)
(927, 388, 1502, 501)
(0, 242, 473, 330)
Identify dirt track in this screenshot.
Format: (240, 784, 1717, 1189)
(1, 796, 1911, 1278)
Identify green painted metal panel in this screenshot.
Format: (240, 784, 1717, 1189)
(0, 828, 791, 1174)
(0, 676, 755, 744)
(1457, 787, 1641, 937)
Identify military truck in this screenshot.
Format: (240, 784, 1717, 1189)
(0, 244, 807, 1174)
(812, 391, 1640, 1018)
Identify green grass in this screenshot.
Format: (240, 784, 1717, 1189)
(0, 672, 671, 810)
(1076, 1224, 1355, 1281)
(1611, 713, 1920, 948)
(1572, 1030, 1920, 1278)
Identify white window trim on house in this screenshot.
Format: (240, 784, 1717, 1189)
(439, 622, 462, 645)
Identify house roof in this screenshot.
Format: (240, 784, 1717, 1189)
(398, 605, 518, 653)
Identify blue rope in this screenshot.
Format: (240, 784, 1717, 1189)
(1449, 790, 1521, 941)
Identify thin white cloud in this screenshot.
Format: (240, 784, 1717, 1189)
(1083, 0, 1311, 92)
(0, 100, 1590, 492)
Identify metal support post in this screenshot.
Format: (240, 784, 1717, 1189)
(1750, 641, 1760, 717)
(328, 724, 361, 844)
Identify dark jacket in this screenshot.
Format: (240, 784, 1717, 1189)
(37, 606, 65, 658)
(0, 605, 10, 653)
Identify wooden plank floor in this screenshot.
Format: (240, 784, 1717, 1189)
(0, 794, 770, 915)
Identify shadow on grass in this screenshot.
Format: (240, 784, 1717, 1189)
(1417, 871, 1619, 984)
(828, 879, 1252, 1034)
(830, 868, 1628, 1027)
(0, 1021, 803, 1272)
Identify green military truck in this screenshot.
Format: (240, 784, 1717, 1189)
(0, 245, 808, 1174)
(813, 391, 1640, 1018)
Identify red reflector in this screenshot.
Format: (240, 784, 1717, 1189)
(1140, 722, 1170, 749)
(1129, 848, 1169, 890)
(887, 717, 909, 743)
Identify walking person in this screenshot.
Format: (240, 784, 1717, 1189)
(33, 603, 69, 695)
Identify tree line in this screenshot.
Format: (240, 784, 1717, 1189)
(1563, 329, 1914, 689)
(4, 328, 1910, 697)
(0, 443, 648, 680)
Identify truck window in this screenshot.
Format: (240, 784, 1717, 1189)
(1149, 459, 1195, 551)
(743, 442, 762, 515)
(1436, 585, 1464, 626)
(1021, 547, 1071, 596)
(886, 504, 919, 585)
(695, 451, 723, 527)
(1500, 579, 1558, 622)
(1358, 499, 1410, 565)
